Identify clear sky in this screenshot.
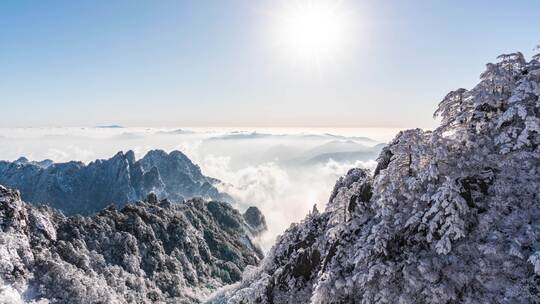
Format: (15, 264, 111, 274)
(1, 0, 539, 128)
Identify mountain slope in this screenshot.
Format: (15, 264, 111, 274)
(214, 51, 540, 303)
(0, 150, 231, 215)
(0, 187, 264, 304)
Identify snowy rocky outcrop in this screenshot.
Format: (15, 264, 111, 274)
(214, 51, 540, 303)
(0, 150, 231, 215)
(0, 186, 265, 303)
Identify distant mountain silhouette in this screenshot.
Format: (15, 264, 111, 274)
(0, 149, 231, 214)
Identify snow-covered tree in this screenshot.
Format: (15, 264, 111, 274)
(216, 46, 540, 304)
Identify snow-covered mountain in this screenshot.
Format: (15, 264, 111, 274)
(1, 48, 539, 304)
(214, 51, 540, 303)
(0, 150, 231, 215)
(0, 187, 265, 303)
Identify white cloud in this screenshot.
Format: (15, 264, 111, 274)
(199, 154, 377, 250)
(0, 127, 386, 250)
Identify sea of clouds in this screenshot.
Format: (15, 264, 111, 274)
(0, 127, 401, 250)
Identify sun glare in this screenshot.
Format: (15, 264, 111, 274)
(270, 1, 354, 66)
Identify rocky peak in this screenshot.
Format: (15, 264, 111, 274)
(146, 192, 159, 204)
(0, 149, 231, 215)
(125, 150, 136, 164)
(14, 157, 29, 164)
(242, 206, 267, 235)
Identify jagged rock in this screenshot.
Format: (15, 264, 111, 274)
(0, 149, 232, 215)
(373, 144, 393, 177)
(0, 187, 28, 232)
(146, 192, 159, 204)
(0, 185, 263, 304)
(242, 207, 267, 235)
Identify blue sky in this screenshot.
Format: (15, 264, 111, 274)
(1, 0, 539, 128)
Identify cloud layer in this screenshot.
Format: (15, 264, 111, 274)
(0, 127, 392, 249)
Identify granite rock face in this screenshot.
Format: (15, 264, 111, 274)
(0, 186, 263, 303)
(242, 206, 268, 235)
(0, 150, 231, 215)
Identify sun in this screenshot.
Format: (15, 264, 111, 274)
(270, 1, 354, 66)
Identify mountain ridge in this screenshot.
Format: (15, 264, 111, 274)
(0, 149, 231, 215)
(0, 186, 264, 304)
